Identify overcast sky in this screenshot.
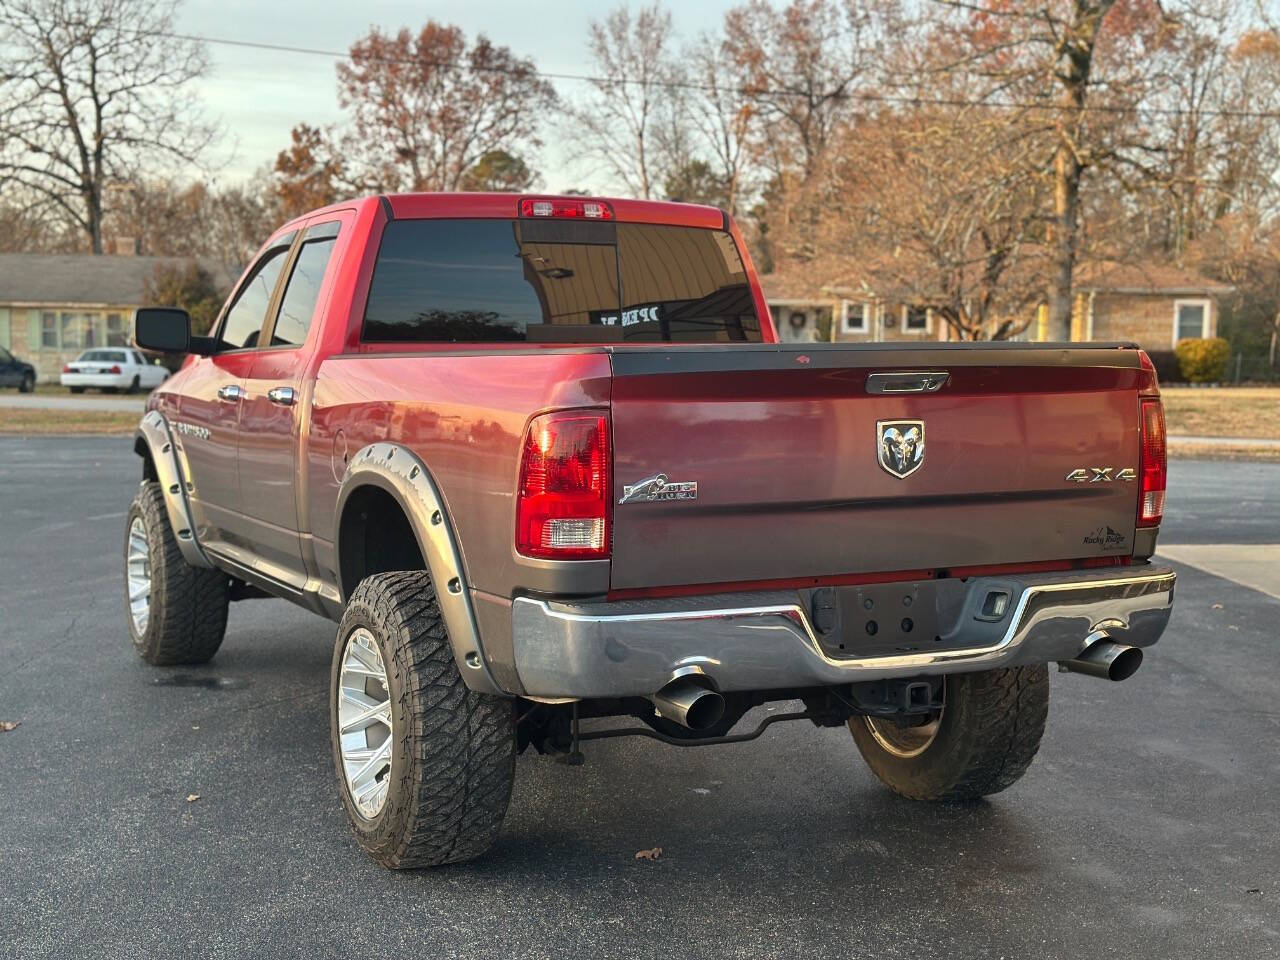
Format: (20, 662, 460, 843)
(178, 0, 735, 193)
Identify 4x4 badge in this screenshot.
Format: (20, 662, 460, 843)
(877, 420, 925, 479)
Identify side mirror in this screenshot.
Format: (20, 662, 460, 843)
(134, 307, 215, 355)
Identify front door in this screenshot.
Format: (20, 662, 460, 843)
(176, 239, 293, 555)
(238, 217, 345, 586)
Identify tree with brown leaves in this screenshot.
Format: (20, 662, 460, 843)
(275, 22, 556, 203)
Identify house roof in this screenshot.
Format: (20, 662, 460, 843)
(0, 253, 236, 306)
(760, 257, 874, 302)
(1073, 260, 1234, 295)
(761, 256, 1234, 303)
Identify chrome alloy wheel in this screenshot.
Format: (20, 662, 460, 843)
(126, 516, 152, 635)
(863, 683, 945, 759)
(337, 628, 395, 819)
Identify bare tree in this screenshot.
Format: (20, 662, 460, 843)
(931, 1, 1187, 338)
(0, 0, 217, 253)
(821, 101, 1050, 340)
(723, 0, 898, 183)
(683, 31, 758, 216)
(105, 175, 275, 273)
(565, 4, 679, 199)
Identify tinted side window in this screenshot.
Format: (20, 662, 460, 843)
(218, 248, 289, 351)
(364, 220, 549, 342)
(271, 237, 337, 347)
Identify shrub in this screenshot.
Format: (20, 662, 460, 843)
(143, 259, 224, 336)
(1175, 337, 1230, 383)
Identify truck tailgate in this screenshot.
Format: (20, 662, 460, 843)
(608, 344, 1147, 591)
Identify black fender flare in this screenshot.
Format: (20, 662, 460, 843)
(133, 410, 214, 569)
(334, 442, 503, 696)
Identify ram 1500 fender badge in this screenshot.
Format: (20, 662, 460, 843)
(877, 420, 925, 479)
(173, 421, 210, 441)
(619, 473, 698, 504)
(1065, 467, 1137, 483)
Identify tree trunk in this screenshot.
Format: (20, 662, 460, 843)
(1048, 140, 1079, 340)
(1046, 1, 1113, 341)
(86, 185, 103, 255)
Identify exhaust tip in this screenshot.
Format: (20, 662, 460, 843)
(1106, 645, 1143, 682)
(683, 689, 726, 732)
(650, 677, 726, 732)
(1060, 637, 1144, 682)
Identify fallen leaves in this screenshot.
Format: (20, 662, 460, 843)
(0, 721, 19, 733)
(634, 847, 662, 861)
(185, 794, 201, 803)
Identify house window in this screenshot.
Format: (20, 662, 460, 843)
(106, 313, 128, 347)
(60, 312, 85, 350)
(1174, 299, 1209, 344)
(83, 314, 104, 348)
(842, 301, 867, 333)
(41, 312, 58, 348)
(904, 305, 930, 333)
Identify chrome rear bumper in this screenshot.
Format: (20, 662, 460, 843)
(510, 566, 1175, 698)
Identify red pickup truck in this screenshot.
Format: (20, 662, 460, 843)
(126, 193, 1175, 869)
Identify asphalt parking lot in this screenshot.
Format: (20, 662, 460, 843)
(1, 437, 1277, 959)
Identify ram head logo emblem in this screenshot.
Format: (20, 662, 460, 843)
(877, 420, 925, 479)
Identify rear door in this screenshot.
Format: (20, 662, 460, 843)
(237, 216, 345, 585)
(608, 345, 1146, 591)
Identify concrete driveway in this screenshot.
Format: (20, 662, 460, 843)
(0, 440, 1276, 959)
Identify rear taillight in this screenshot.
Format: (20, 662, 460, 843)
(516, 412, 610, 559)
(1138, 398, 1166, 527)
(61, 364, 72, 374)
(108, 365, 122, 374)
(519, 198, 613, 220)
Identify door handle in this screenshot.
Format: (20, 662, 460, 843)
(217, 384, 245, 402)
(267, 386, 296, 406)
(865, 371, 950, 394)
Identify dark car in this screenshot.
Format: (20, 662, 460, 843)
(0, 346, 36, 392)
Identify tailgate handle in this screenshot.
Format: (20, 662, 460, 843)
(866, 371, 950, 394)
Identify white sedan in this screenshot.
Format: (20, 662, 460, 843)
(61, 349, 169, 394)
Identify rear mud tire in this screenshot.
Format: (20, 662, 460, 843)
(125, 481, 230, 665)
(849, 666, 1049, 801)
(331, 571, 516, 869)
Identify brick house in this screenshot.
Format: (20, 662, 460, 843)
(1063, 261, 1233, 351)
(761, 258, 1231, 349)
(763, 258, 948, 344)
(0, 253, 236, 382)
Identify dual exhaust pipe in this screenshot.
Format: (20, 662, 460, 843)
(1059, 634, 1144, 682)
(650, 636, 1141, 732)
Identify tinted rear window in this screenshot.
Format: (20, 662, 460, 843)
(81, 350, 126, 362)
(361, 219, 760, 343)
